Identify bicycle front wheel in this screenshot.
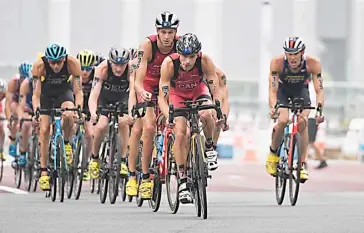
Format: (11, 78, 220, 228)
(57, 137, 66, 203)
(194, 135, 208, 219)
(74, 134, 87, 200)
(275, 143, 287, 205)
(99, 141, 109, 204)
(0, 157, 3, 182)
(108, 134, 121, 204)
(166, 134, 179, 214)
(289, 133, 301, 206)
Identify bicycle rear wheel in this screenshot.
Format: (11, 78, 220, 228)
(149, 160, 162, 212)
(108, 134, 121, 204)
(136, 172, 144, 207)
(74, 134, 86, 200)
(289, 133, 301, 206)
(14, 164, 22, 189)
(275, 143, 287, 205)
(166, 134, 179, 214)
(57, 137, 66, 203)
(195, 135, 208, 219)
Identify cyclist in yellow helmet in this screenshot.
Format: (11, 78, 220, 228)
(75, 49, 96, 180)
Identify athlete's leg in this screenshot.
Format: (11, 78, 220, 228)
(126, 118, 142, 196)
(89, 115, 108, 179)
(61, 101, 76, 165)
(0, 115, 5, 160)
(19, 111, 32, 165)
(39, 114, 51, 190)
(118, 115, 130, 176)
(8, 101, 18, 157)
(138, 106, 156, 199)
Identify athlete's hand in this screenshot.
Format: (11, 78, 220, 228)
(91, 113, 98, 125)
(138, 89, 152, 102)
(269, 107, 279, 119)
(315, 113, 325, 124)
(119, 115, 135, 126)
(32, 116, 39, 126)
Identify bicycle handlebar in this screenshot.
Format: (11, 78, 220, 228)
(169, 99, 223, 122)
(35, 105, 83, 122)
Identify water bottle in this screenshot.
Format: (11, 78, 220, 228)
(156, 131, 164, 163)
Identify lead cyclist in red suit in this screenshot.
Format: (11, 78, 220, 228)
(159, 33, 222, 203)
(128, 11, 180, 199)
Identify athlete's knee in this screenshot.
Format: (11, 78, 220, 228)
(142, 121, 155, 135)
(131, 125, 142, 138)
(277, 115, 289, 128)
(40, 123, 50, 136)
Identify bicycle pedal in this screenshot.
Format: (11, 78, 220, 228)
(207, 175, 212, 179)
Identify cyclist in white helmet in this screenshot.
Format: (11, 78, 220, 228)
(266, 36, 325, 182)
(88, 47, 136, 180)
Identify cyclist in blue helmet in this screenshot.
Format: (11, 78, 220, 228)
(158, 33, 223, 203)
(5, 62, 32, 166)
(32, 43, 83, 191)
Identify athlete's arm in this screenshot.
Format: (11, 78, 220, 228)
(128, 69, 136, 116)
(5, 79, 16, 120)
(68, 56, 83, 109)
(202, 54, 222, 103)
(31, 59, 44, 113)
(268, 58, 280, 109)
(89, 60, 107, 116)
(216, 68, 229, 119)
(17, 79, 30, 120)
(310, 58, 324, 108)
(158, 57, 174, 119)
(134, 39, 152, 94)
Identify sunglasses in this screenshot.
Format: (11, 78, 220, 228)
(48, 60, 64, 65)
(81, 66, 93, 71)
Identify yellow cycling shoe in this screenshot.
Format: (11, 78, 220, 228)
(126, 179, 138, 196)
(89, 160, 100, 179)
(83, 170, 90, 181)
(266, 152, 280, 175)
(39, 175, 51, 191)
(120, 162, 128, 176)
(0, 152, 4, 161)
(65, 143, 73, 165)
(139, 180, 152, 199)
(300, 165, 309, 181)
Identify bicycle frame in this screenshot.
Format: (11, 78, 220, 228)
(51, 113, 67, 170)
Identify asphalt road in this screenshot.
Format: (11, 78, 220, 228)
(0, 160, 364, 233)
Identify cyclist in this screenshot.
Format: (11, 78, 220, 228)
(158, 33, 222, 203)
(0, 80, 6, 161)
(266, 36, 325, 181)
(17, 74, 34, 165)
(212, 67, 230, 150)
(88, 47, 135, 179)
(76, 49, 96, 180)
(127, 11, 180, 199)
(94, 53, 105, 67)
(5, 63, 32, 165)
(32, 43, 83, 191)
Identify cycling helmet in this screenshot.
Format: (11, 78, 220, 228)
(109, 47, 130, 64)
(19, 63, 32, 78)
(176, 33, 202, 55)
(94, 53, 105, 66)
(129, 48, 138, 60)
(77, 49, 96, 67)
(45, 43, 67, 61)
(155, 11, 179, 29)
(0, 79, 6, 93)
(283, 36, 306, 54)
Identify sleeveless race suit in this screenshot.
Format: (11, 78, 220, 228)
(277, 56, 311, 106)
(24, 77, 33, 112)
(82, 69, 94, 113)
(138, 34, 178, 102)
(169, 52, 211, 109)
(40, 56, 74, 113)
(98, 61, 129, 116)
